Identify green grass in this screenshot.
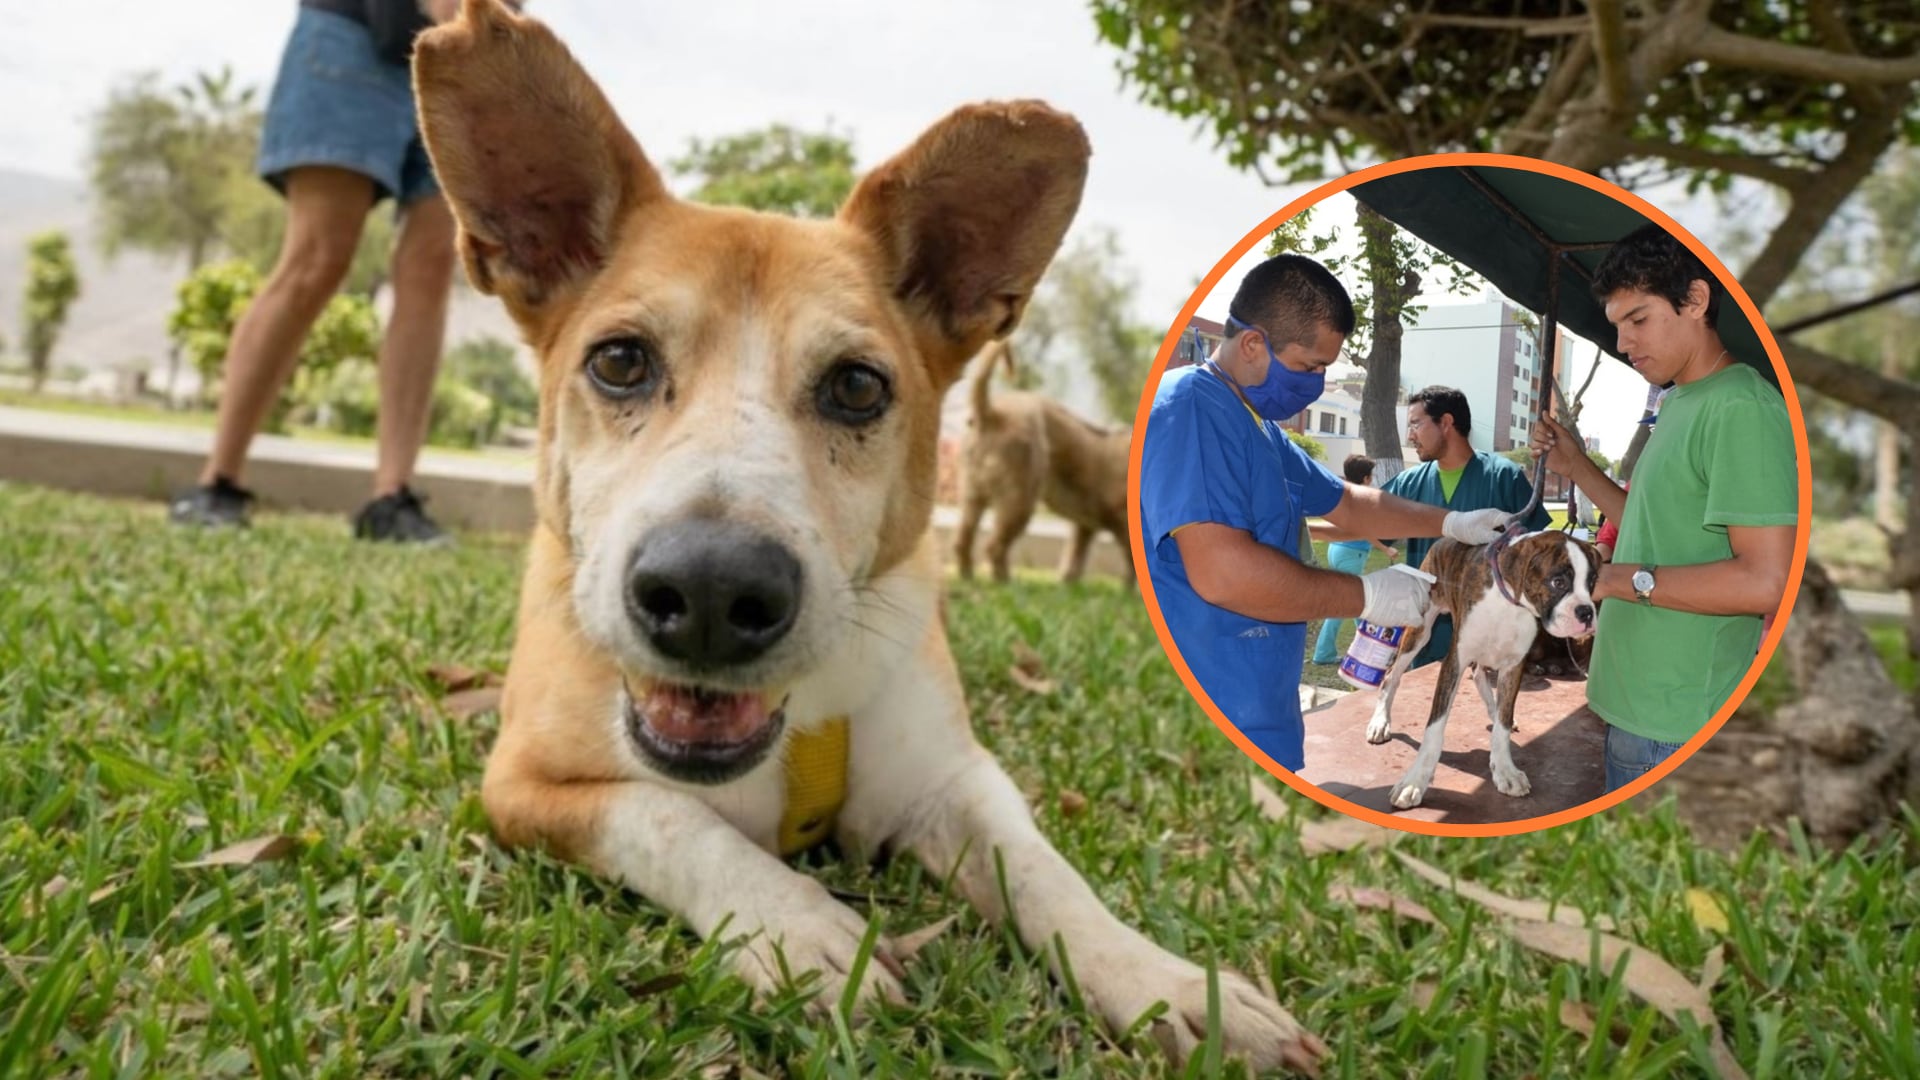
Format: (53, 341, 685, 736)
(3, 483, 1917, 1078)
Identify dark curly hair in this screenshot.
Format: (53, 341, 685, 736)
(1229, 254, 1356, 350)
(1592, 224, 1722, 325)
(1407, 385, 1471, 437)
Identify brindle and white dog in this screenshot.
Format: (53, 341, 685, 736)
(1364, 532, 1600, 810)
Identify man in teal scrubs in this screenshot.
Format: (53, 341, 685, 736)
(1380, 385, 1551, 667)
(1139, 255, 1514, 771)
(1531, 225, 1797, 792)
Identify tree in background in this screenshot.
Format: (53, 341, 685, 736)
(1268, 203, 1475, 476)
(1012, 227, 1157, 425)
(671, 124, 857, 218)
(1093, 0, 1920, 844)
(22, 232, 82, 393)
(89, 69, 256, 274)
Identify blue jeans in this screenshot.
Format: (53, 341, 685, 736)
(1603, 724, 1687, 793)
(1311, 543, 1373, 663)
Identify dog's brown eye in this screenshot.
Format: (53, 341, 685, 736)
(585, 338, 661, 399)
(818, 362, 891, 426)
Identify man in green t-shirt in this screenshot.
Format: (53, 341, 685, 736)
(1380, 385, 1551, 668)
(1532, 225, 1798, 793)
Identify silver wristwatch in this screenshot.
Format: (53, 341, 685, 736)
(1632, 565, 1657, 605)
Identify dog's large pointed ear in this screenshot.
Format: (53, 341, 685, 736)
(412, 0, 666, 321)
(839, 102, 1088, 387)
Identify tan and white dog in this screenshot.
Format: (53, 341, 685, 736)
(410, 1, 1321, 1071)
(953, 341, 1133, 585)
(1364, 532, 1600, 809)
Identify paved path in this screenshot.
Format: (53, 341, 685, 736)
(0, 405, 1130, 575)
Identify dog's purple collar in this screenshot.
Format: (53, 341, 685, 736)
(1486, 522, 1525, 607)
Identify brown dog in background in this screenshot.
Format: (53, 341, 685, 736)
(953, 341, 1133, 584)
(410, 1, 1320, 1072)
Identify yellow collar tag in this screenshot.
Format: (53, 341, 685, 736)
(778, 715, 849, 856)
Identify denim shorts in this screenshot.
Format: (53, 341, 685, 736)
(1602, 724, 1688, 794)
(256, 8, 438, 206)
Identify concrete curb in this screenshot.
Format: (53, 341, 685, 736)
(0, 406, 1133, 578)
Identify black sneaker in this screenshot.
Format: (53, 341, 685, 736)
(352, 486, 450, 545)
(169, 476, 255, 529)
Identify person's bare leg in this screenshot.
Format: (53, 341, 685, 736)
(371, 193, 457, 497)
(200, 167, 374, 486)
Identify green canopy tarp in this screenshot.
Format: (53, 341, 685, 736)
(1349, 164, 1779, 394)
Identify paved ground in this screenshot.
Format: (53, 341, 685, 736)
(1296, 663, 1606, 826)
(0, 405, 1132, 576)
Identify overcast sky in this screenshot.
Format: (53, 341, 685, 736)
(0, 0, 1754, 454)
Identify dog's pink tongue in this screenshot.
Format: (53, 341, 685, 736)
(639, 684, 770, 744)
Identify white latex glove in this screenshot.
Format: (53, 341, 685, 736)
(1360, 566, 1432, 627)
(1442, 507, 1515, 546)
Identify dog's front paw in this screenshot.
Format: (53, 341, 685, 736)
(1081, 949, 1325, 1075)
(1491, 760, 1531, 797)
(1364, 710, 1392, 745)
(1389, 778, 1427, 809)
(730, 886, 905, 1017)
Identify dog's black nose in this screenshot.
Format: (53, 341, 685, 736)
(1575, 603, 1595, 624)
(625, 521, 803, 668)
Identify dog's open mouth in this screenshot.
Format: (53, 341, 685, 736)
(623, 679, 787, 785)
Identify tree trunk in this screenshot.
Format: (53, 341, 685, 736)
(1616, 414, 1654, 481)
(1357, 203, 1417, 480)
(1661, 560, 1920, 850)
(1876, 326, 1902, 532)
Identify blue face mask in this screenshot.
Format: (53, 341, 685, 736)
(1221, 314, 1325, 420)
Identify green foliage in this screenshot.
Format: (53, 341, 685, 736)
(1013, 227, 1157, 424)
(167, 260, 261, 401)
(1266, 201, 1477, 360)
(1287, 428, 1326, 461)
(428, 379, 498, 449)
(22, 231, 82, 392)
(671, 124, 858, 218)
(88, 68, 258, 270)
(171, 261, 380, 421)
(442, 336, 538, 440)
(1090, 1, 1920, 186)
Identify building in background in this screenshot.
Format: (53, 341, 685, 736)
(1168, 315, 1225, 369)
(1399, 299, 1569, 454)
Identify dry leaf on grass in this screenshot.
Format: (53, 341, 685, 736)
(1407, 980, 1442, 1009)
(1327, 884, 1441, 926)
(440, 686, 504, 720)
(1698, 943, 1727, 994)
(1505, 919, 1748, 1080)
(891, 915, 959, 963)
(1686, 887, 1730, 934)
(1558, 1000, 1632, 1045)
(1248, 775, 1293, 820)
(628, 972, 685, 999)
(1299, 815, 1398, 855)
(1008, 643, 1056, 695)
(1395, 851, 1614, 930)
(426, 663, 502, 693)
(176, 834, 300, 869)
(1058, 790, 1088, 817)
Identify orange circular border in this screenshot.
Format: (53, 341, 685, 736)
(1126, 151, 1814, 838)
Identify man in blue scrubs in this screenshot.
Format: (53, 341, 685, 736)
(1140, 255, 1513, 771)
(1381, 385, 1552, 668)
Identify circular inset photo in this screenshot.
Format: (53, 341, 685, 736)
(1128, 154, 1810, 836)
